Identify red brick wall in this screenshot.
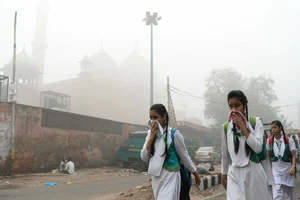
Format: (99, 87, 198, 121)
(0, 103, 146, 174)
(0, 103, 12, 175)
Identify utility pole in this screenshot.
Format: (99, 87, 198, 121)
(150, 23, 153, 107)
(143, 12, 161, 107)
(167, 77, 177, 128)
(9, 11, 17, 176)
(167, 77, 170, 113)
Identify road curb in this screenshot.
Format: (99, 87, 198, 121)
(199, 173, 221, 190)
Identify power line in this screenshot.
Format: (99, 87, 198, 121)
(170, 85, 225, 104)
(170, 88, 226, 105)
(169, 84, 300, 109)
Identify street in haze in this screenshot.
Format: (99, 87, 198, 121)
(0, 173, 150, 200)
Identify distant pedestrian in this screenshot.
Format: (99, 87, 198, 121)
(267, 120, 296, 200)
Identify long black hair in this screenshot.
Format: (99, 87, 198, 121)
(227, 90, 251, 156)
(149, 104, 170, 160)
(269, 120, 291, 158)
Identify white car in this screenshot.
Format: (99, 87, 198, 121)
(194, 146, 221, 165)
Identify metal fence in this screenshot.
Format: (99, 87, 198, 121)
(40, 90, 71, 112)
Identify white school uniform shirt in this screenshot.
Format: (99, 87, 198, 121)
(140, 126, 196, 176)
(221, 117, 264, 173)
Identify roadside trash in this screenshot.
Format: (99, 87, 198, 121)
(45, 182, 56, 186)
(124, 193, 133, 197)
(129, 169, 140, 173)
(51, 169, 57, 174)
(197, 167, 211, 175)
(6, 181, 9, 184)
(209, 165, 215, 171)
(196, 163, 212, 175)
(66, 182, 71, 185)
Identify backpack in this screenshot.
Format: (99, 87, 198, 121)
(268, 135, 290, 162)
(268, 135, 297, 177)
(171, 128, 192, 200)
(223, 116, 267, 163)
(268, 136, 289, 147)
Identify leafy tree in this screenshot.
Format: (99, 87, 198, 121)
(203, 68, 292, 129)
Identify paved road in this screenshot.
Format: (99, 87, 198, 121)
(1, 163, 299, 200)
(0, 174, 150, 200)
(207, 176, 300, 200)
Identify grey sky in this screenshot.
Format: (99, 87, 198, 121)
(1, 0, 299, 128)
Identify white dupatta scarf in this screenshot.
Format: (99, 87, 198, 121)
(147, 121, 172, 176)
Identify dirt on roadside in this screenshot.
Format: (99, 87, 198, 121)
(97, 169, 224, 200)
(0, 167, 142, 187)
(97, 180, 224, 200)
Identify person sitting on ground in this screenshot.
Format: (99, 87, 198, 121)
(59, 157, 67, 173)
(63, 157, 76, 174)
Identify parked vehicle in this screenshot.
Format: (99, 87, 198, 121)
(184, 139, 199, 161)
(114, 131, 148, 171)
(194, 146, 221, 165)
(114, 131, 198, 171)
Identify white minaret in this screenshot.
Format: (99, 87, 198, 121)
(32, 0, 49, 85)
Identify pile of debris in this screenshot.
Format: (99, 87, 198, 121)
(98, 165, 223, 200)
(102, 178, 223, 200)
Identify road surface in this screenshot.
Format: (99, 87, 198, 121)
(0, 174, 150, 200)
(1, 163, 299, 200)
(207, 177, 300, 200)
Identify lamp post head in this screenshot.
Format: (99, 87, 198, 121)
(143, 12, 161, 26)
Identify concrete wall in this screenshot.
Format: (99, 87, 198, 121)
(0, 103, 147, 175)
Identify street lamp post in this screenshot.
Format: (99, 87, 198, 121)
(143, 12, 161, 107)
(9, 11, 17, 176)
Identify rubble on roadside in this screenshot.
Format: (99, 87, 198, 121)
(100, 168, 224, 200)
(99, 180, 224, 200)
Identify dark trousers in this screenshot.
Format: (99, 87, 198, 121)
(179, 183, 191, 200)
